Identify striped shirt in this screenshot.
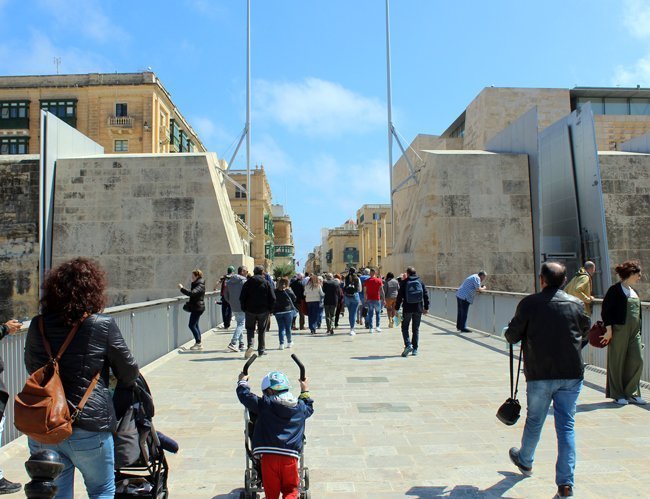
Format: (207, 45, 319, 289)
(456, 274, 481, 304)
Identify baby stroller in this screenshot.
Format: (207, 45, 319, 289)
(240, 354, 311, 499)
(113, 375, 170, 498)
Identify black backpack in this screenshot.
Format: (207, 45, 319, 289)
(405, 278, 424, 304)
(344, 276, 358, 296)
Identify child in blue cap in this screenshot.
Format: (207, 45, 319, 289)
(237, 370, 313, 498)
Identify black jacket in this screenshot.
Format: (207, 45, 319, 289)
(601, 282, 641, 327)
(181, 278, 206, 313)
(322, 279, 341, 307)
(25, 313, 139, 432)
(395, 275, 430, 313)
(505, 287, 591, 381)
(240, 275, 276, 314)
(0, 325, 10, 420)
(273, 288, 297, 314)
(289, 279, 305, 301)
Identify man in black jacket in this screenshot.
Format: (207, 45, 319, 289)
(290, 274, 306, 330)
(395, 267, 429, 357)
(505, 262, 590, 499)
(0, 318, 23, 495)
(240, 265, 276, 358)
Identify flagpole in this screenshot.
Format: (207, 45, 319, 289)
(385, 0, 394, 241)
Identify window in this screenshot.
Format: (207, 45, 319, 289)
(114, 140, 128, 152)
(235, 183, 247, 199)
(373, 212, 381, 220)
(0, 137, 29, 155)
(115, 103, 128, 117)
(237, 213, 246, 222)
(326, 249, 333, 264)
(343, 247, 359, 264)
(604, 98, 628, 115)
(0, 101, 30, 129)
(359, 214, 365, 223)
(576, 96, 650, 116)
(630, 98, 650, 115)
(40, 99, 77, 126)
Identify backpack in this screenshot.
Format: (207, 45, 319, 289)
(344, 276, 358, 296)
(405, 278, 424, 304)
(14, 316, 100, 444)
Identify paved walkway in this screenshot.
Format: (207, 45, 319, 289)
(1, 314, 649, 498)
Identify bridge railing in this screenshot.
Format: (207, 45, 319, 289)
(1, 292, 222, 446)
(425, 286, 650, 384)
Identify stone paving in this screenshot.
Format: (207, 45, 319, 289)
(1, 313, 650, 498)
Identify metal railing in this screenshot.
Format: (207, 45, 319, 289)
(426, 286, 650, 384)
(1, 292, 222, 446)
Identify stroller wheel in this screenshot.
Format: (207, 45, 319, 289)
(300, 491, 311, 499)
(301, 467, 310, 490)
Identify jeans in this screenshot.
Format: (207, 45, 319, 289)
(221, 300, 232, 328)
(189, 311, 203, 343)
(229, 311, 246, 346)
(28, 429, 115, 499)
(518, 378, 582, 487)
(402, 312, 422, 349)
(275, 312, 293, 345)
(456, 297, 470, 330)
(366, 300, 381, 329)
(0, 416, 4, 480)
(344, 295, 360, 329)
(245, 312, 269, 353)
(307, 301, 320, 332)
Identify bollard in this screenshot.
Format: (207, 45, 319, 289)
(24, 449, 64, 498)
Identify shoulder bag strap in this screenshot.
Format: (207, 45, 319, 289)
(510, 343, 523, 399)
(71, 370, 101, 421)
(38, 316, 53, 359)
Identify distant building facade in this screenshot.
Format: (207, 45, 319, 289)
(324, 220, 359, 274)
(0, 72, 205, 156)
(356, 204, 391, 271)
(272, 204, 295, 269)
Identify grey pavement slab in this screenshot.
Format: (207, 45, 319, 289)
(1, 314, 649, 498)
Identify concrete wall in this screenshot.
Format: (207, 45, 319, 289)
(0, 156, 40, 320)
(52, 153, 252, 305)
(595, 115, 650, 152)
(600, 151, 650, 298)
(385, 150, 535, 292)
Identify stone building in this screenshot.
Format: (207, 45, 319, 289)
(356, 204, 391, 272)
(226, 166, 274, 270)
(324, 220, 359, 274)
(0, 72, 204, 156)
(272, 204, 295, 269)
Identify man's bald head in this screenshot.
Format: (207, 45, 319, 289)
(540, 261, 566, 288)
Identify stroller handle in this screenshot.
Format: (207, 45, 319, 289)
(242, 354, 258, 375)
(291, 354, 306, 381)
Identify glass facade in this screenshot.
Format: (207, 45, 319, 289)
(0, 137, 29, 155)
(40, 99, 77, 127)
(576, 96, 650, 116)
(0, 101, 29, 129)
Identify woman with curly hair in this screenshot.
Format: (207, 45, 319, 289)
(178, 268, 206, 350)
(25, 257, 139, 498)
(601, 260, 646, 405)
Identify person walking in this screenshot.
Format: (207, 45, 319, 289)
(218, 266, 235, 329)
(240, 265, 276, 358)
(395, 267, 429, 356)
(290, 274, 306, 330)
(383, 272, 399, 328)
(363, 268, 385, 333)
(273, 277, 297, 349)
(225, 266, 249, 352)
(304, 274, 324, 334)
(455, 270, 487, 332)
(600, 260, 646, 405)
(25, 257, 139, 498)
(333, 274, 345, 329)
(0, 318, 23, 495)
(505, 262, 590, 499)
(178, 269, 206, 350)
(322, 273, 341, 335)
(343, 268, 362, 336)
(564, 261, 596, 317)
(358, 268, 371, 327)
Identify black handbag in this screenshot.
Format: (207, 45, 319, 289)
(496, 343, 523, 426)
(182, 302, 191, 312)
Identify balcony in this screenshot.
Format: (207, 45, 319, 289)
(107, 116, 134, 128)
(0, 117, 29, 130)
(274, 245, 294, 258)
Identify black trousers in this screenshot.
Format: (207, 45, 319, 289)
(245, 312, 269, 353)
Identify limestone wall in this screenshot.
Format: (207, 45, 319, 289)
(386, 151, 535, 292)
(0, 156, 40, 321)
(595, 115, 650, 152)
(52, 153, 252, 305)
(599, 151, 650, 298)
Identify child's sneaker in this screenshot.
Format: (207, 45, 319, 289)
(227, 343, 238, 352)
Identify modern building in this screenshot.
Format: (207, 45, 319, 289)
(0, 72, 205, 156)
(226, 165, 274, 270)
(324, 220, 359, 274)
(272, 204, 295, 269)
(356, 204, 392, 272)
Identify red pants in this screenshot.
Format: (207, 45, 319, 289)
(260, 453, 299, 499)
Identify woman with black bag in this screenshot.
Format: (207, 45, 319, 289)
(178, 269, 206, 351)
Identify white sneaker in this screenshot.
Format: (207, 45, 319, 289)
(370, 328, 374, 334)
(614, 398, 629, 405)
(375, 327, 382, 333)
(349, 329, 356, 336)
(287, 342, 293, 349)
(279, 344, 285, 350)
(628, 396, 647, 405)
(189, 343, 203, 351)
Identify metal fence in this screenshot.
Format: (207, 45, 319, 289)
(1, 292, 222, 446)
(426, 286, 650, 383)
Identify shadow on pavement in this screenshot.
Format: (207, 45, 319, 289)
(577, 401, 623, 412)
(405, 471, 527, 497)
(189, 356, 242, 363)
(350, 355, 404, 360)
(211, 490, 242, 499)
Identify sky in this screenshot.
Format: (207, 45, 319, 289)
(1, 0, 650, 266)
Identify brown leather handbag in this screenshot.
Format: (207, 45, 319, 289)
(14, 316, 100, 444)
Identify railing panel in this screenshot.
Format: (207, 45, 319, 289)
(468, 294, 495, 334)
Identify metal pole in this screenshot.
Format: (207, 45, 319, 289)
(246, 0, 252, 249)
(385, 0, 395, 241)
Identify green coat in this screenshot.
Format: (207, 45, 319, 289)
(564, 268, 593, 314)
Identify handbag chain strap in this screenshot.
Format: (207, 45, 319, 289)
(509, 343, 523, 399)
(38, 314, 101, 420)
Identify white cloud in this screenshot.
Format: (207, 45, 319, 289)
(623, 0, 650, 39)
(255, 77, 385, 137)
(0, 31, 113, 75)
(613, 54, 650, 86)
(37, 0, 129, 43)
